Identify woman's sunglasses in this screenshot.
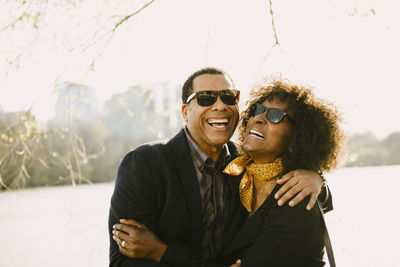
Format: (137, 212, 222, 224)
(185, 90, 240, 107)
(249, 103, 291, 123)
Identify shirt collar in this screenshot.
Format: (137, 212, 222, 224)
(184, 126, 231, 168)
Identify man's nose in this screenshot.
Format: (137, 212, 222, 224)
(211, 95, 227, 110)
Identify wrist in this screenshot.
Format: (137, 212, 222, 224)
(318, 171, 327, 188)
(153, 242, 168, 262)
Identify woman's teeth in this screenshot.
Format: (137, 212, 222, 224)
(249, 129, 264, 139)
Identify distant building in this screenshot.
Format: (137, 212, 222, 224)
(52, 82, 99, 129)
(103, 82, 181, 142)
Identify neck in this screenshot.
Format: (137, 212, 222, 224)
(249, 153, 279, 164)
(198, 143, 223, 162)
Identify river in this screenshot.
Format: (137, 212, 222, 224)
(0, 165, 399, 267)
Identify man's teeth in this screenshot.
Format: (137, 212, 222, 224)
(208, 118, 228, 124)
(250, 129, 264, 139)
(207, 118, 228, 128)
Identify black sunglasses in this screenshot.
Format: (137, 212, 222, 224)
(185, 90, 240, 107)
(249, 103, 291, 123)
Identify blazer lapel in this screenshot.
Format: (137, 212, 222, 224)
(169, 129, 203, 250)
(222, 173, 247, 249)
(222, 207, 264, 256)
(222, 184, 281, 256)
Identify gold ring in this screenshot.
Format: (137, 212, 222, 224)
(121, 240, 126, 248)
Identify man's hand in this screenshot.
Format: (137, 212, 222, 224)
(231, 259, 241, 267)
(112, 219, 167, 262)
(274, 170, 323, 210)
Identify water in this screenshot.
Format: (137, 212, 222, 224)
(324, 165, 400, 267)
(0, 166, 399, 267)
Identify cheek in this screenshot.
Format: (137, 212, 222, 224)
(271, 126, 291, 148)
(280, 129, 292, 150)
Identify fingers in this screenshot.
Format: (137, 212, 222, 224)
(114, 223, 136, 235)
(306, 193, 318, 211)
(119, 245, 133, 257)
(277, 183, 302, 206)
(276, 170, 294, 184)
(286, 187, 311, 207)
(114, 236, 135, 258)
(112, 230, 129, 241)
(275, 169, 323, 209)
(275, 175, 298, 201)
(230, 259, 241, 267)
(120, 219, 147, 230)
(113, 234, 129, 249)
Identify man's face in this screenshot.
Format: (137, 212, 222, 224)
(182, 74, 239, 152)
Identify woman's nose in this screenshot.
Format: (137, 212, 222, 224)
(254, 112, 267, 124)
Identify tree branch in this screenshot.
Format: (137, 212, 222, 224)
(268, 0, 279, 46)
(112, 0, 155, 33)
(254, 0, 280, 78)
(52, 0, 156, 86)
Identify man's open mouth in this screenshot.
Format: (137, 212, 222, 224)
(207, 118, 229, 128)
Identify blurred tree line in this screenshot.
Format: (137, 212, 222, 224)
(0, 81, 181, 191)
(2, 79, 400, 191)
(344, 132, 400, 167)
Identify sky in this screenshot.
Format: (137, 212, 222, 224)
(1, 0, 399, 137)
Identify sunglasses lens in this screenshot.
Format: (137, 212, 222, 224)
(249, 103, 266, 117)
(249, 104, 287, 123)
(196, 92, 217, 106)
(267, 108, 286, 123)
(220, 91, 237, 105)
(195, 90, 239, 106)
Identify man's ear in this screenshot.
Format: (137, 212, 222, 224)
(182, 104, 188, 123)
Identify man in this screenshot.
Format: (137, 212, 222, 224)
(109, 67, 331, 266)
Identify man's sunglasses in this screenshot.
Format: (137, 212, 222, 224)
(249, 103, 291, 123)
(185, 90, 240, 107)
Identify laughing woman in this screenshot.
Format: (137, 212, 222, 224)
(221, 77, 345, 267)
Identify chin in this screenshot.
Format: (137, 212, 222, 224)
(209, 135, 231, 146)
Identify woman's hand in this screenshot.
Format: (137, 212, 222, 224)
(231, 259, 241, 267)
(274, 170, 323, 210)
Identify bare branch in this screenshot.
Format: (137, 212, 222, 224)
(255, 0, 281, 78)
(112, 0, 155, 32)
(51, 0, 156, 87)
(268, 0, 279, 46)
(82, 0, 155, 56)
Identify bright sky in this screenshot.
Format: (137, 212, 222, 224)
(1, 0, 399, 137)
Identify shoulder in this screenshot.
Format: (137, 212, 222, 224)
(121, 140, 166, 162)
(263, 184, 321, 230)
(122, 130, 186, 163)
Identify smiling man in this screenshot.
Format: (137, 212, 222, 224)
(108, 67, 330, 267)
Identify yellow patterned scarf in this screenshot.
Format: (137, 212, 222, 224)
(223, 156, 284, 212)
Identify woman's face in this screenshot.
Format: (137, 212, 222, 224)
(242, 98, 292, 163)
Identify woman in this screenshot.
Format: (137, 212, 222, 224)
(221, 77, 345, 267)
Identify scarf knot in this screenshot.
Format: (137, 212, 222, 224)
(223, 156, 283, 212)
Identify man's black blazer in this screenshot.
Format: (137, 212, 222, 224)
(108, 129, 247, 267)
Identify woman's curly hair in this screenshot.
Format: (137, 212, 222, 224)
(239, 76, 346, 173)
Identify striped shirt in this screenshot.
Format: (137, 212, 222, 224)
(184, 127, 231, 259)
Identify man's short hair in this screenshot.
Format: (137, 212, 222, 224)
(181, 67, 235, 103)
